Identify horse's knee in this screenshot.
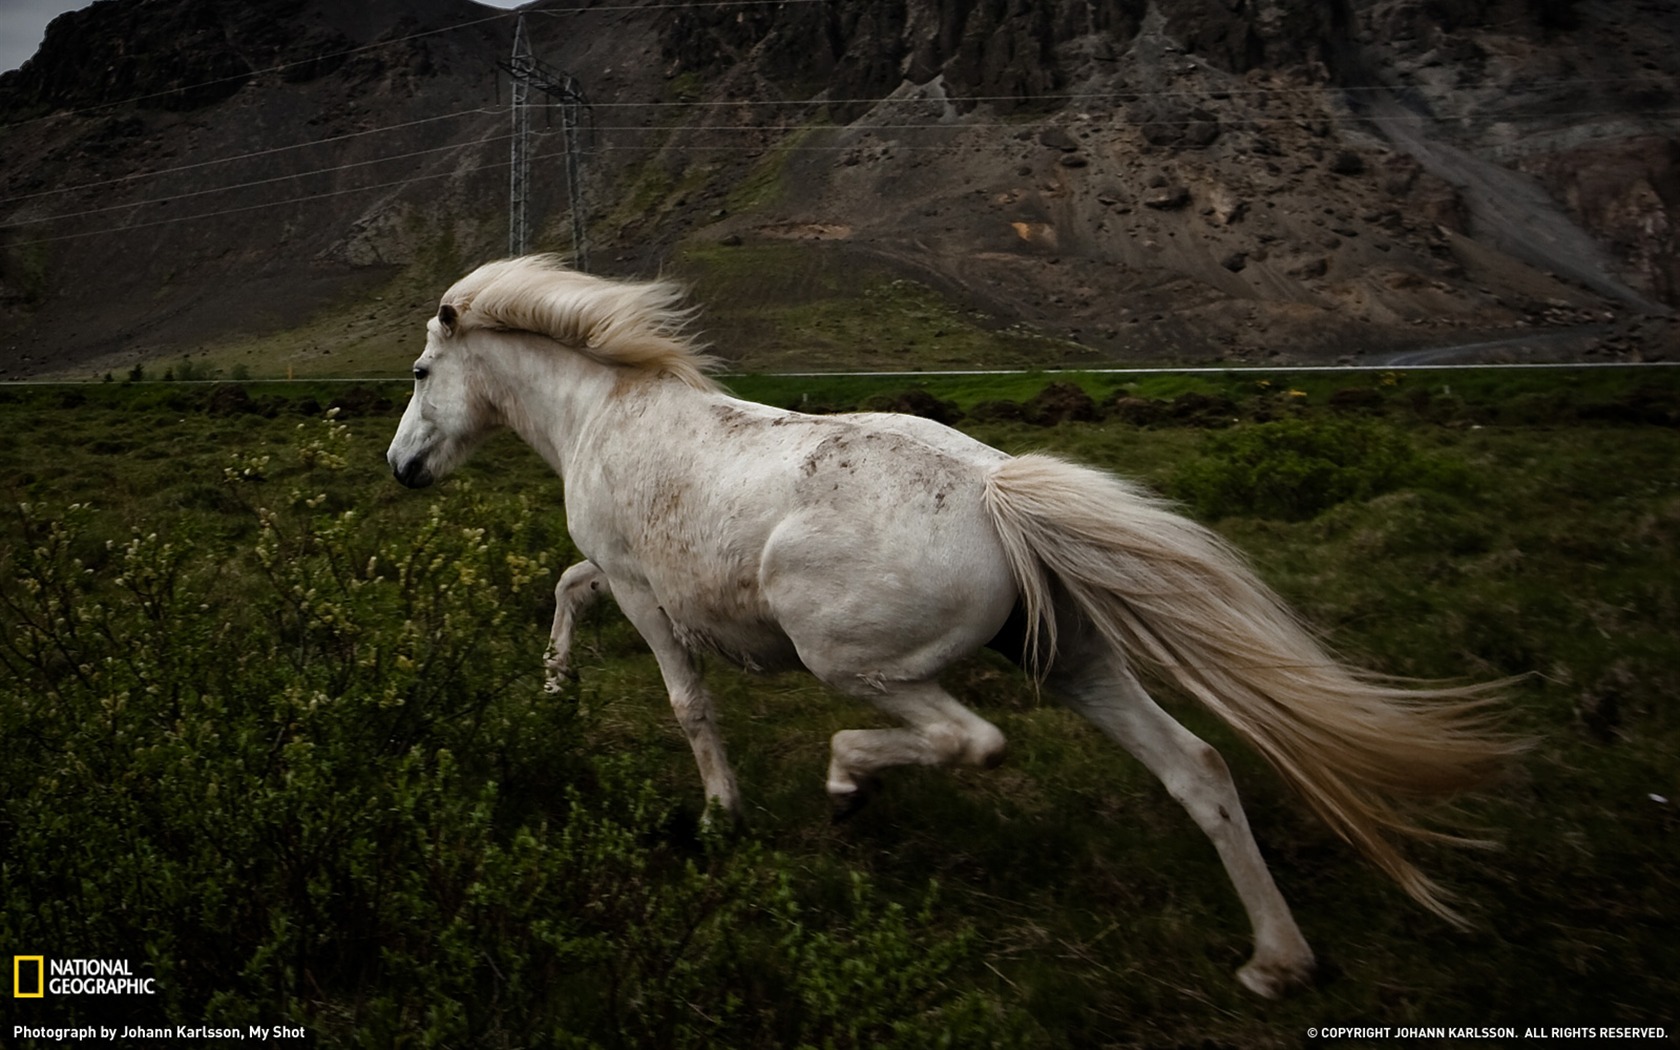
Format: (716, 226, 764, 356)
(672, 702, 710, 736)
(1168, 741, 1246, 828)
(1180, 740, 1234, 796)
(1193, 739, 1232, 781)
(669, 690, 721, 740)
(556, 561, 607, 604)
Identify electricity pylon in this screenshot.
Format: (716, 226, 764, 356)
(502, 14, 590, 268)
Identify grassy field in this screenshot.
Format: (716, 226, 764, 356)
(2, 368, 1677, 1048)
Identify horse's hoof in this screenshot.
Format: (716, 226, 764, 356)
(542, 666, 578, 693)
(828, 777, 881, 823)
(699, 800, 745, 836)
(1235, 954, 1317, 999)
(830, 791, 867, 823)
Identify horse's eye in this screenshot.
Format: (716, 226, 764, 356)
(413, 366, 429, 382)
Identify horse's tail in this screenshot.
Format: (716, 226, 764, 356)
(981, 452, 1526, 926)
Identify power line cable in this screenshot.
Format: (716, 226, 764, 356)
(2, 134, 512, 227)
(582, 74, 1679, 108)
(3, 141, 580, 247)
(565, 106, 1680, 133)
(0, 106, 507, 208)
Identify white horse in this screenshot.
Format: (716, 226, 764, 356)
(387, 255, 1522, 998)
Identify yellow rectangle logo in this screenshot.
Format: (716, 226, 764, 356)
(14, 955, 45, 997)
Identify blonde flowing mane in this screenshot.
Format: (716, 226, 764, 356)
(440, 254, 721, 390)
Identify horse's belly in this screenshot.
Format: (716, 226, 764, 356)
(665, 603, 804, 673)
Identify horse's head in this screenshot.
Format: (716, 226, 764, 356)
(387, 303, 494, 488)
(389, 256, 722, 488)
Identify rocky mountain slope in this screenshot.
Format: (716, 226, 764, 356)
(0, 0, 1674, 379)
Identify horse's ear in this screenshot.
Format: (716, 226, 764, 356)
(438, 303, 459, 335)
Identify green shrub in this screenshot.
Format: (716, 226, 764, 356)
(1171, 417, 1460, 521)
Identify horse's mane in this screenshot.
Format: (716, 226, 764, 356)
(440, 254, 721, 390)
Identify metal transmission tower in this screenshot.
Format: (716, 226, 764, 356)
(502, 14, 591, 268)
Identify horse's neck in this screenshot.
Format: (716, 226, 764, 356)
(477, 331, 624, 480)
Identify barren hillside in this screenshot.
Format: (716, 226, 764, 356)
(0, 0, 1674, 378)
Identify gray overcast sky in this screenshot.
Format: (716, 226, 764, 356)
(1, 0, 92, 73)
(2, 0, 529, 74)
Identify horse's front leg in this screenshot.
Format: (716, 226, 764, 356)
(544, 560, 611, 693)
(609, 582, 743, 825)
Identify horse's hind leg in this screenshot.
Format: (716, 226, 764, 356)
(1049, 645, 1315, 999)
(544, 560, 611, 692)
(823, 679, 1007, 818)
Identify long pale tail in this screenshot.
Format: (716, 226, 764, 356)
(982, 452, 1527, 925)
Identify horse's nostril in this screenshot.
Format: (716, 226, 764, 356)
(394, 459, 433, 489)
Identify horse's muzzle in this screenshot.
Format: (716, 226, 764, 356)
(391, 458, 434, 489)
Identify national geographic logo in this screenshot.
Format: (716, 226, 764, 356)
(12, 956, 157, 997)
(14, 956, 43, 998)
